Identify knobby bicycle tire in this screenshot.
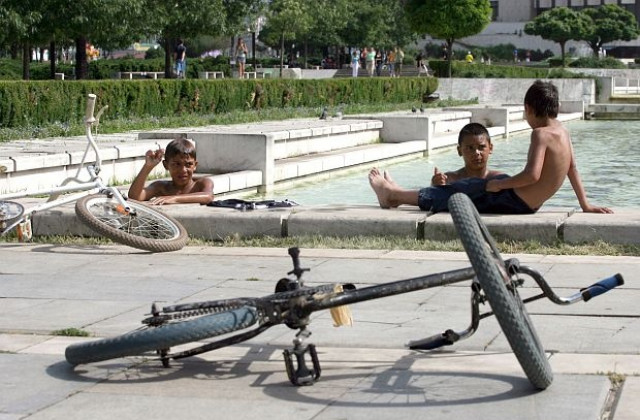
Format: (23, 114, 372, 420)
(66, 306, 258, 365)
(75, 195, 187, 252)
(448, 193, 553, 390)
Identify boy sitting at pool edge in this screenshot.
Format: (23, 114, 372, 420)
(430, 122, 503, 186)
(369, 80, 612, 214)
(128, 137, 214, 205)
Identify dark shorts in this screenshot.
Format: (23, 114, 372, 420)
(417, 175, 537, 214)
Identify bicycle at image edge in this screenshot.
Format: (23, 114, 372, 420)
(65, 193, 625, 389)
(0, 94, 187, 253)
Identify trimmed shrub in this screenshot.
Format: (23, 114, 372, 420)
(0, 77, 438, 128)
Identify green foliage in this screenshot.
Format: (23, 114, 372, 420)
(144, 46, 165, 60)
(0, 77, 438, 129)
(581, 4, 640, 56)
(569, 57, 627, 69)
(524, 7, 593, 64)
(428, 59, 585, 79)
(405, 0, 492, 77)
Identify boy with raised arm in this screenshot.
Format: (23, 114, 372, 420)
(369, 80, 612, 214)
(128, 137, 214, 205)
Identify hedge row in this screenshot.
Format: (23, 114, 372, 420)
(428, 60, 588, 79)
(0, 77, 438, 128)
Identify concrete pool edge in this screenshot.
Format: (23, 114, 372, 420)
(23, 201, 640, 246)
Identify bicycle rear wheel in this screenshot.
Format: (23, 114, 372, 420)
(75, 194, 187, 252)
(66, 306, 257, 365)
(448, 193, 552, 390)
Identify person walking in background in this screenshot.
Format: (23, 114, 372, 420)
(174, 39, 186, 79)
(395, 47, 404, 76)
(375, 49, 384, 76)
(387, 48, 396, 77)
(351, 51, 359, 77)
(365, 47, 376, 77)
(236, 38, 248, 79)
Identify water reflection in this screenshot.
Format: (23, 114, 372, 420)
(261, 120, 640, 209)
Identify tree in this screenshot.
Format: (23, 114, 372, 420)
(405, 0, 492, 77)
(0, 0, 46, 79)
(149, 0, 227, 78)
(264, 0, 312, 76)
(581, 4, 640, 57)
(524, 7, 593, 67)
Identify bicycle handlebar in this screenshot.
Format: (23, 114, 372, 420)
(580, 273, 624, 302)
(85, 94, 97, 123)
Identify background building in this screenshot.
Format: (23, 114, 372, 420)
(423, 0, 640, 58)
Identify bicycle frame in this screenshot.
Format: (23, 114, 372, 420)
(144, 247, 623, 386)
(0, 94, 128, 236)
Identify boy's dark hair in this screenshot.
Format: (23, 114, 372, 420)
(524, 80, 559, 118)
(165, 137, 196, 160)
(458, 122, 491, 145)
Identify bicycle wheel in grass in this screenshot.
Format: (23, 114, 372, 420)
(448, 193, 553, 390)
(65, 306, 257, 365)
(75, 195, 187, 252)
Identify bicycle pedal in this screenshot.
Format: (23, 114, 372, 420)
(283, 344, 321, 386)
(17, 220, 32, 242)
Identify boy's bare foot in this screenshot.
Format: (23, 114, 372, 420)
(383, 169, 398, 186)
(369, 168, 394, 209)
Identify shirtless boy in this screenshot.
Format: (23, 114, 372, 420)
(128, 137, 214, 205)
(431, 122, 502, 186)
(369, 80, 612, 214)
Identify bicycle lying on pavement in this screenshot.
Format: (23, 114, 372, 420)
(65, 193, 624, 389)
(0, 94, 187, 252)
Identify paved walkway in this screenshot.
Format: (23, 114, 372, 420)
(0, 244, 638, 419)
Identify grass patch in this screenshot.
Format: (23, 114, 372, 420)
(1, 234, 638, 256)
(190, 235, 640, 256)
(52, 328, 90, 337)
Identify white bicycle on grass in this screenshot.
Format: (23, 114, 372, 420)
(0, 94, 187, 253)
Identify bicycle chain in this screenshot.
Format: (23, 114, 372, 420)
(142, 303, 250, 325)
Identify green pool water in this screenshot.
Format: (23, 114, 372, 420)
(262, 120, 639, 209)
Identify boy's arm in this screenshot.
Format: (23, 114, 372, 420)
(486, 133, 546, 192)
(148, 178, 214, 205)
(567, 154, 613, 214)
(127, 149, 163, 201)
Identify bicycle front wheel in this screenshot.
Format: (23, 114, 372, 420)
(75, 195, 187, 252)
(448, 193, 553, 390)
(66, 306, 257, 365)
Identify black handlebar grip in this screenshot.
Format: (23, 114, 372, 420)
(580, 273, 624, 302)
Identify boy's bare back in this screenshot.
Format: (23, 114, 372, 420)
(512, 120, 571, 210)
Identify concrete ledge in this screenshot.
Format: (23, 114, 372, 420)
(563, 209, 640, 245)
(286, 205, 425, 238)
(19, 200, 640, 245)
(423, 208, 575, 243)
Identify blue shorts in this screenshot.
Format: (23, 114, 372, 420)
(417, 175, 537, 214)
(176, 60, 186, 73)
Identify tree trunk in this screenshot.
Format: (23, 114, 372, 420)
(164, 37, 172, 78)
(280, 32, 285, 78)
(75, 37, 88, 80)
(49, 40, 57, 79)
(22, 43, 30, 80)
(447, 39, 453, 78)
(560, 41, 566, 68)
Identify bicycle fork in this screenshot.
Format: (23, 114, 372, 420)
(407, 259, 624, 351)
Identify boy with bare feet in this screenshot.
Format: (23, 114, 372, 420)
(128, 137, 214, 205)
(369, 80, 612, 214)
(431, 122, 502, 186)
